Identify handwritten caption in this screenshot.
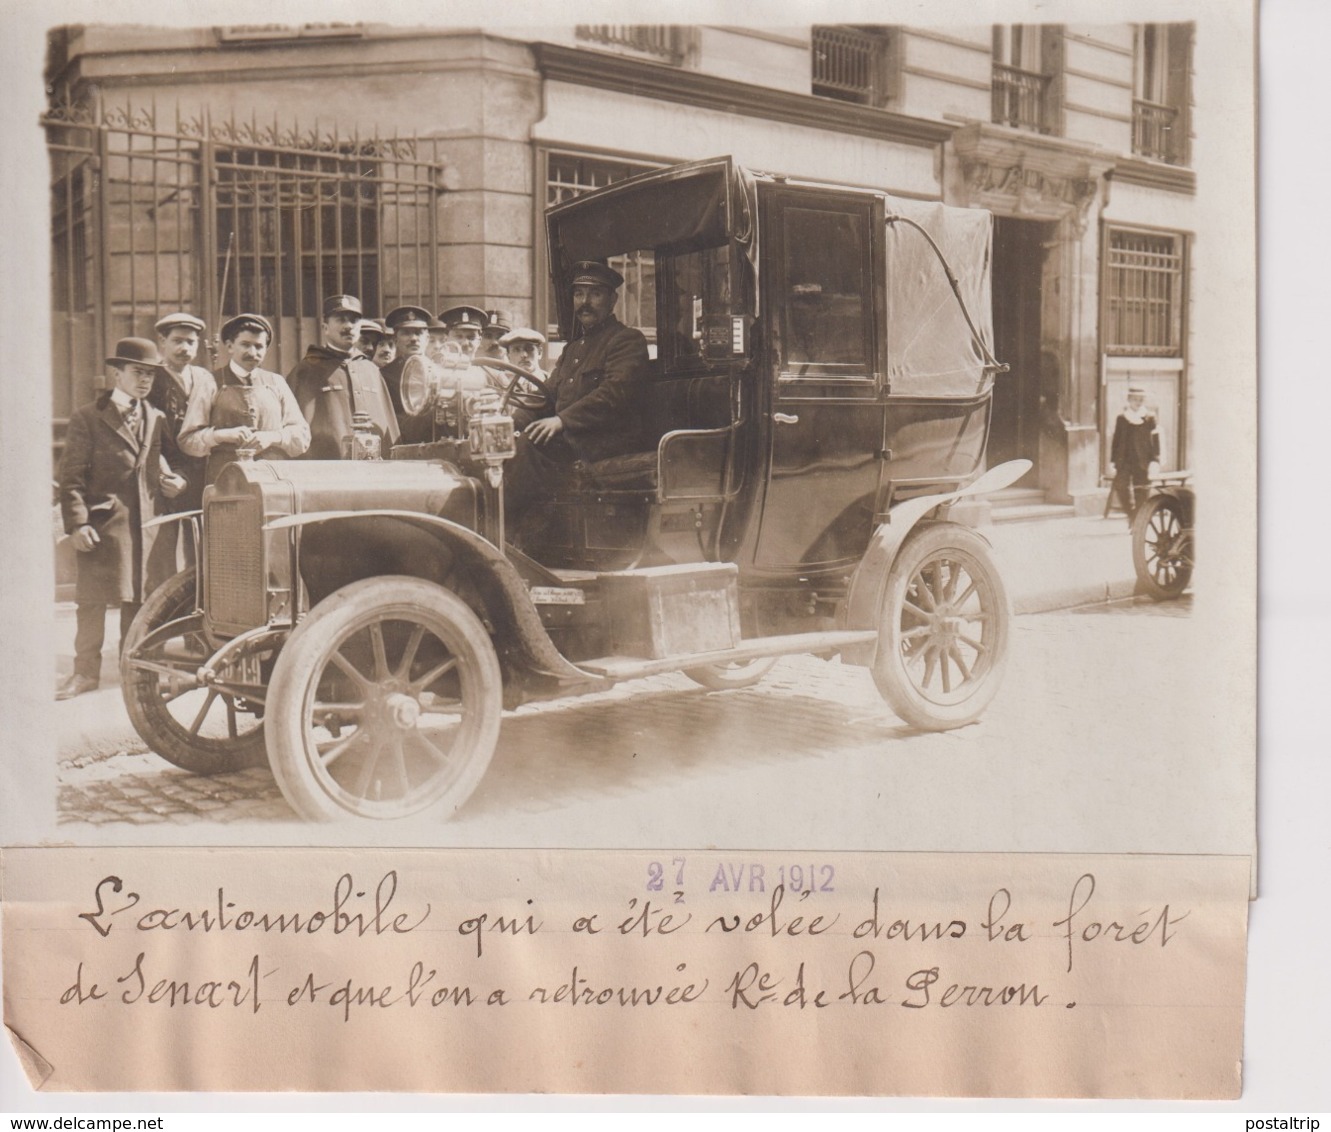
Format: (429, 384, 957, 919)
(60, 862, 1190, 1024)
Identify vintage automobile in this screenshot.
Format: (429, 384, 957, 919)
(1131, 472, 1195, 600)
(121, 156, 1028, 822)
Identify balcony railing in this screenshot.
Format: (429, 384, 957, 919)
(992, 63, 1050, 133)
(575, 25, 685, 64)
(1133, 98, 1181, 164)
(812, 26, 886, 105)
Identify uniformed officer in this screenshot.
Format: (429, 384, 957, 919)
(429, 306, 505, 437)
(379, 305, 432, 421)
(503, 261, 650, 516)
(286, 294, 400, 460)
(426, 314, 451, 368)
(477, 309, 513, 360)
(439, 305, 489, 362)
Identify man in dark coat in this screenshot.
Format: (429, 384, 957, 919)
(286, 294, 400, 460)
(57, 339, 186, 698)
(504, 260, 650, 516)
(1108, 384, 1161, 522)
(378, 305, 434, 445)
(148, 311, 210, 570)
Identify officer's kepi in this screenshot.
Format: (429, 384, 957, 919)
(322, 294, 364, 318)
(569, 261, 624, 290)
(385, 306, 431, 331)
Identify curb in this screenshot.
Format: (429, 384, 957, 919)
(1011, 575, 1140, 616)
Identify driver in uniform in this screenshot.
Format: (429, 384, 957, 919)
(501, 261, 650, 518)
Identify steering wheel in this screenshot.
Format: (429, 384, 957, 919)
(474, 357, 555, 412)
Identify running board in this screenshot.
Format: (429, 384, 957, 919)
(576, 629, 879, 681)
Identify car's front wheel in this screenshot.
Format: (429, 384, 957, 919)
(872, 523, 1011, 730)
(265, 576, 502, 821)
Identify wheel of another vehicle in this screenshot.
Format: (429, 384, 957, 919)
(264, 576, 503, 822)
(872, 523, 1011, 731)
(120, 567, 269, 775)
(684, 657, 778, 690)
(1132, 495, 1194, 600)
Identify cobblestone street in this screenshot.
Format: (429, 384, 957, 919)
(49, 596, 1243, 860)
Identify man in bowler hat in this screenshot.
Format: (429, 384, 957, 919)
(57, 339, 187, 698)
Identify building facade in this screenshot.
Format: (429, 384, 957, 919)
(44, 21, 1196, 508)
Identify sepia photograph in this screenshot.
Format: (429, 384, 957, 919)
(1, 0, 1290, 1108)
(20, 4, 1250, 852)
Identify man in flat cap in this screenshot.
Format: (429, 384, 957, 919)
(178, 314, 309, 485)
(504, 261, 649, 516)
(356, 319, 395, 369)
(496, 326, 551, 431)
(57, 339, 187, 698)
(286, 295, 400, 460)
(148, 311, 211, 563)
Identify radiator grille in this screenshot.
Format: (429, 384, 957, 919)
(204, 495, 266, 631)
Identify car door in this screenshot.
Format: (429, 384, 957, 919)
(753, 187, 887, 571)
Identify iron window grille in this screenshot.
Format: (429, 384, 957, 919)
(574, 26, 688, 65)
(811, 26, 897, 108)
(42, 97, 445, 431)
(541, 151, 663, 344)
(1103, 227, 1186, 356)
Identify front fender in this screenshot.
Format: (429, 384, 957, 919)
(264, 510, 587, 684)
(839, 460, 1029, 664)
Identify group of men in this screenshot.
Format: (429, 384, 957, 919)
(55, 259, 649, 699)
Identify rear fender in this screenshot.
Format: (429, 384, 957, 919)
(840, 460, 1030, 665)
(1151, 484, 1195, 527)
(264, 510, 587, 684)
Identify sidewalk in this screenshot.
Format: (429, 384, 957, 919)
(985, 513, 1142, 615)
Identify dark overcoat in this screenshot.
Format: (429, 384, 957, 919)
(59, 392, 167, 603)
(287, 344, 401, 460)
(543, 314, 650, 463)
(148, 363, 209, 513)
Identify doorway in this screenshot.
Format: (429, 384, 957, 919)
(989, 217, 1049, 480)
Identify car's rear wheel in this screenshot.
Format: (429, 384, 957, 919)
(872, 523, 1011, 730)
(120, 567, 269, 774)
(684, 657, 777, 690)
(265, 576, 502, 821)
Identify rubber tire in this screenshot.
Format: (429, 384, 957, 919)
(872, 523, 1011, 731)
(264, 576, 502, 822)
(120, 567, 269, 775)
(684, 657, 778, 690)
(1131, 495, 1193, 600)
